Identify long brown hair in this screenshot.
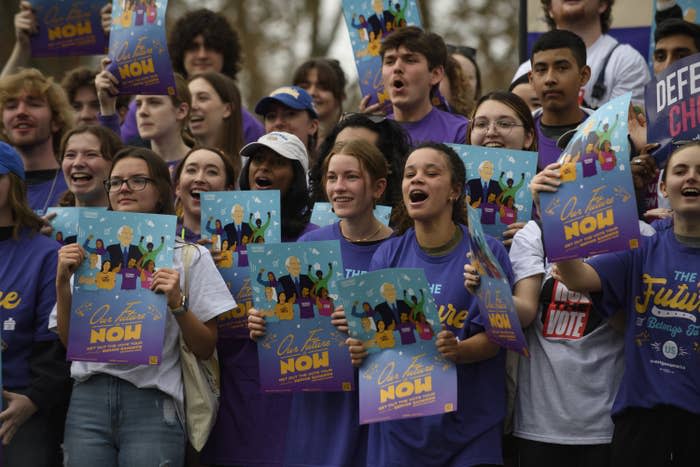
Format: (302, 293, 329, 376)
(188, 72, 244, 180)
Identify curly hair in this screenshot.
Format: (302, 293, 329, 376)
(169, 9, 242, 80)
(541, 0, 615, 34)
(0, 68, 74, 156)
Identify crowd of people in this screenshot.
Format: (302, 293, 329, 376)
(0, 1, 698, 466)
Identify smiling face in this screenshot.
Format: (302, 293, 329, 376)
(61, 132, 111, 205)
(661, 145, 700, 219)
(381, 45, 442, 114)
(470, 99, 534, 150)
(263, 102, 318, 148)
(176, 148, 230, 221)
(402, 147, 459, 224)
(286, 256, 301, 276)
(325, 153, 384, 221)
(296, 67, 340, 122)
(183, 34, 224, 77)
(2, 90, 58, 150)
(547, 0, 607, 27)
(188, 77, 231, 142)
(530, 47, 589, 117)
(135, 95, 186, 141)
(108, 157, 159, 213)
(247, 148, 295, 194)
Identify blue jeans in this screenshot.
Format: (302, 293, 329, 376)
(62, 374, 185, 467)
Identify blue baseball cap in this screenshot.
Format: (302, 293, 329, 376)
(255, 86, 319, 119)
(0, 141, 25, 180)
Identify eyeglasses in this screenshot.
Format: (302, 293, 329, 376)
(340, 112, 387, 124)
(471, 119, 523, 135)
(104, 176, 154, 192)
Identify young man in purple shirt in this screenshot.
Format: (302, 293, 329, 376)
(528, 30, 593, 171)
(378, 26, 468, 145)
(0, 68, 72, 214)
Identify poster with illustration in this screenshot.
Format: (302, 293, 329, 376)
(342, 0, 422, 108)
(68, 209, 176, 364)
(47, 207, 106, 246)
(247, 240, 354, 392)
(338, 268, 457, 424)
(200, 190, 280, 338)
(449, 144, 537, 239)
(645, 53, 700, 166)
(107, 0, 175, 95)
(29, 0, 108, 56)
(311, 201, 392, 227)
(540, 93, 640, 261)
(466, 205, 528, 356)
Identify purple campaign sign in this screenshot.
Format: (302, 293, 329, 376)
(247, 241, 355, 392)
(29, 0, 107, 57)
(66, 288, 167, 364)
(341, 0, 422, 107)
(338, 268, 457, 424)
(467, 205, 528, 356)
(645, 52, 700, 166)
(107, 0, 175, 95)
(68, 209, 176, 364)
(540, 93, 641, 262)
(216, 267, 253, 339)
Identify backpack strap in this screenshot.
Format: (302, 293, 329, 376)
(590, 42, 621, 102)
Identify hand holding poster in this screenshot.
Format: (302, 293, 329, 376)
(68, 209, 176, 364)
(200, 190, 281, 338)
(341, 0, 422, 108)
(645, 52, 700, 166)
(338, 268, 457, 424)
(107, 0, 175, 95)
(466, 205, 528, 356)
(540, 93, 640, 262)
(29, 0, 108, 57)
(247, 240, 354, 392)
(449, 144, 538, 239)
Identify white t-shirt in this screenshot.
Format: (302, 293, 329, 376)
(513, 34, 651, 108)
(508, 220, 653, 444)
(49, 243, 235, 404)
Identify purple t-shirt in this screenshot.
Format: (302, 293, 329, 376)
(588, 227, 700, 416)
(391, 107, 468, 146)
(120, 267, 139, 290)
(119, 100, 264, 144)
(283, 222, 390, 467)
(201, 220, 318, 466)
(366, 225, 514, 467)
(297, 297, 315, 319)
(27, 170, 69, 215)
(0, 230, 60, 389)
(480, 202, 497, 225)
(397, 320, 417, 345)
(581, 151, 598, 177)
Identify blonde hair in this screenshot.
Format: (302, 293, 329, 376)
(0, 68, 74, 156)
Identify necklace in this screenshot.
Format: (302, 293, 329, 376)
(340, 220, 384, 243)
(40, 169, 60, 215)
(420, 224, 462, 256)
